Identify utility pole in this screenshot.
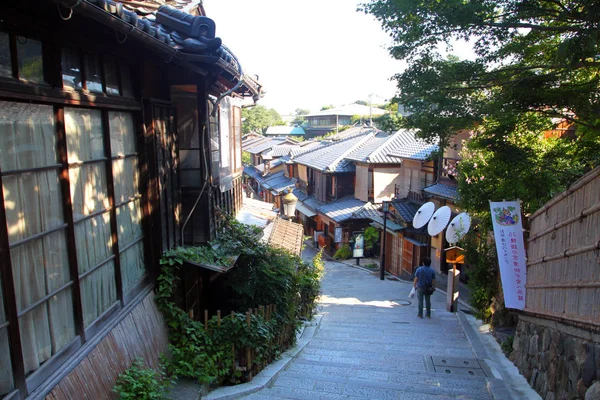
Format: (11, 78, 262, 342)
(368, 93, 373, 126)
(380, 201, 389, 280)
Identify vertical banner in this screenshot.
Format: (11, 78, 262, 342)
(490, 200, 527, 310)
(353, 234, 364, 258)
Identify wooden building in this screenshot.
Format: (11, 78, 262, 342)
(0, 0, 261, 398)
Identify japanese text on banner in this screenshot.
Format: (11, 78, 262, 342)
(490, 200, 527, 310)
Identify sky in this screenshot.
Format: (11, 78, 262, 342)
(204, 0, 406, 115)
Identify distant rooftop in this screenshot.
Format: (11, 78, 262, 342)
(306, 103, 388, 118)
(265, 126, 305, 136)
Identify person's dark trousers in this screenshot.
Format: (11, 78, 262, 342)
(417, 288, 431, 317)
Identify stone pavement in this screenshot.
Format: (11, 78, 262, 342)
(204, 246, 540, 400)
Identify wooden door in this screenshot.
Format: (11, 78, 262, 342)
(402, 239, 414, 274)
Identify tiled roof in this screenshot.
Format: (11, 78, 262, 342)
(299, 195, 325, 213)
(423, 181, 459, 201)
(69, 0, 261, 97)
(384, 129, 439, 161)
(365, 205, 406, 232)
(390, 199, 422, 224)
(305, 104, 388, 118)
(243, 165, 260, 178)
(245, 138, 285, 154)
(269, 144, 301, 157)
(327, 125, 376, 141)
(262, 173, 296, 194)
(350, 202, 380, 220)
(318, 197, 368, 223)
(293, 130, 373, 172)
(236, 197, 277, 228)
(345, 131, 390, 162)
(265, 218, 304, 256)
(290, 141, 323, 157)
(242, 136, 270, 151)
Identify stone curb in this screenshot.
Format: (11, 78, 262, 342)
(456, 311, 542, 400)
(201, 314, 323, 400)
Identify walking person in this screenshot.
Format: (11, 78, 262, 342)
(413, 257, 436, 318)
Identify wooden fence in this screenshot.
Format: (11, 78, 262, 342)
(525, 166, 600, 328)
(200, 303, 297, 383)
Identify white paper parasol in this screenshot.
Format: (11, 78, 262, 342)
(445, 212, 471, 244)
(412, 202, 435, 229)
(427, 206, 451, 236)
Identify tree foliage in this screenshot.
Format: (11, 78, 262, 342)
(242, 105, 285, 134)
(361, 0, 600, 199)
(290, 108, 310, 127)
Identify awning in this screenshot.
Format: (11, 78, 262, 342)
(296, 202, 317, 217)
(369, 221, 404, 235)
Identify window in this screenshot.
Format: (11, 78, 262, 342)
(109, 111, 145, 292)
(232, 106, 241, 172)
(16, 36, 44, 83)
(0, 32, 11, 78)
(84, 52, 103, 93)
(0, 102, 75, 377)
(104, 58, 120, 95)
(65, 108, 116, 327)
(0, 276, 14, 396)
(0, 32, 46, 82)
(0, 102, 146, 394)
(120, 64, 133, 98)
(61, 47, 83, 90)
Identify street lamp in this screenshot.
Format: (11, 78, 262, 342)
(380, 201, 390, 281)
(281, 190, 298, 219)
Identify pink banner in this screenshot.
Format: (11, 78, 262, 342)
(490, 201, 527, 310)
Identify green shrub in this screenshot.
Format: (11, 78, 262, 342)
(297, 250, 324, 319)
(501, 335, 514, 356)
(155, 217, 323, 386)
(363, 226, 379, 251)
(113, 358, 172, 400)
(333, 243, 352, 260)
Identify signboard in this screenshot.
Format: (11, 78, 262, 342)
(353, 233, 364, 258)
(490, 200, 527, 310)
(334, 227, 343, 243)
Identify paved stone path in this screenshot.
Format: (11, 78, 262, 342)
(240, 256, 495, 400)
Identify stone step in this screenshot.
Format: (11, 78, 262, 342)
(241, 374, 491, 399)
(288, 358, 488, 384)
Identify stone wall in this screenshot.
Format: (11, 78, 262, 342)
(510, 315, 600, 400)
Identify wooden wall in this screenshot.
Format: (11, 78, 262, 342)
(526, 166, 600, 328)
(354, 165, 369, 202)
(44, 292, 168, 400)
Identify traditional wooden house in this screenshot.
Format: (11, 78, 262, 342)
(422, 130, 470, 273)
(291, 127, 376, 251)
(0, 0, 261, 398)
(303, 103, 387, 138)
(343, 128, 437, 276)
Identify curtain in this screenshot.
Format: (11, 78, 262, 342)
(109, 112, 145, 293)
(65, 108, 116, 327)
(0, 101, 75, 375)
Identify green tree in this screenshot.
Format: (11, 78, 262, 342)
(361, 0, 600, 137)
(320, 104, 335, 111)
(290, 108, 310, 127)
(242, 151, 252, 166)
(242, 105, 285, 134)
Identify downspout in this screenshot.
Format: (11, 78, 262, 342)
(180, 45, 245, 241)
